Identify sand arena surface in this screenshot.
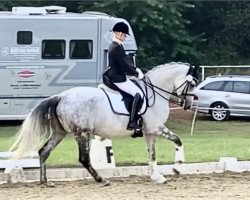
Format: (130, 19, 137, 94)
(0, 172, 250, 200)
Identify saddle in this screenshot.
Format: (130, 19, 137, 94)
(100, 72, 147, 138)
(100, 69, 146, 116)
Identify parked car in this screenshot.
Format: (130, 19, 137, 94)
(192, 75, 250, 121)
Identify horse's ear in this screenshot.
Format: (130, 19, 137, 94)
(194, 65, 199, 70)
(193, 65, 200, 84)
(186, 65, 193, 76)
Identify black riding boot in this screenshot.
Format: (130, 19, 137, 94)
(127, 93, 143, 138)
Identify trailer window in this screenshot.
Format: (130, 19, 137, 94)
(17, 31, 32, 45)
(70, 40, 93, 59)
(42, 40, 65, 59)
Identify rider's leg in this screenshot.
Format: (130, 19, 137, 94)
(127, 93, 141, 130)
(114, 79, 143, 97)
(114, 79, 143, 137)
(114, 79, 143, 127)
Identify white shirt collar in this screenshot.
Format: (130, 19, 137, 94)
(112, 34, 123, 45)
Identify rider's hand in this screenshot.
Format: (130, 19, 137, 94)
(136, 68, 144, 80)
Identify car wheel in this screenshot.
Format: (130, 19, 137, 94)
(210, 102, 230, 121)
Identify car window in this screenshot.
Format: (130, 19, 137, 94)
(223, 81, 233, 92)
(201, 81, 225, 91)
(233, 81, 250, 94)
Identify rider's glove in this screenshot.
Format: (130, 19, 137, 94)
(136, 68, 144, 80)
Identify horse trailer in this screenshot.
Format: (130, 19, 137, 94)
(0, 6, 137, 120)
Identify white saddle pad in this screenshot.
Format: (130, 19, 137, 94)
(98, 84, 147, 115)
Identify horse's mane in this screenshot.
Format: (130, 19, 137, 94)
(146, 62, 191, 75)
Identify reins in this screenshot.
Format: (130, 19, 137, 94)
(142, 75, 194, 107)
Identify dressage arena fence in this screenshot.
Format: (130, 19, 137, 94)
(0, 138, 115, 169)
(1, 135, 250, 183)
(0, 137, 116, 183)
(1, 157, 250, 184)
(200, 65, 250, 81)
(0, 151, 39, 169)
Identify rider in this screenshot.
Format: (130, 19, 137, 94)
(105, 21, 144, 138)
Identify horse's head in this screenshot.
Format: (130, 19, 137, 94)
(173, 65, 199, 110)
(145, 62, 199, 110)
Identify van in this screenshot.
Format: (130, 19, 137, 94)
(0, 6, 137, 120)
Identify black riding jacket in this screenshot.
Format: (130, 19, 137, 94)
(107, 41, 138, 83)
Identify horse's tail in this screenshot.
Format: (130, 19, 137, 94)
(9, 96, 61, 159)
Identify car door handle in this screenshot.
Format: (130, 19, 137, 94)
(225, 94, 230, 97)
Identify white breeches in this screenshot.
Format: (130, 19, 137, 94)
(114, 79, 143, 98)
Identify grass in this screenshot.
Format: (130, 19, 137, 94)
(0, 114, 250, 167)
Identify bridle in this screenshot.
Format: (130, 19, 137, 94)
(142, 73, 197, 108)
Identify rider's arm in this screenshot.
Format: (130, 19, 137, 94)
(115, 45, 138, 77)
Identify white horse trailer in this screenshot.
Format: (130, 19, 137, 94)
(0, 6, 137, 120)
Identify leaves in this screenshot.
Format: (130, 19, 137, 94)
(187, 2, 250, 65)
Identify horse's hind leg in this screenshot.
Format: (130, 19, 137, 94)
(75, 133, 110, 186)
(38, 130, 66, 187)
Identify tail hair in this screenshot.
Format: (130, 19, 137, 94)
(9, 96, 61, 159)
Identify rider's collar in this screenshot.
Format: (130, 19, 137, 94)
(112, 35, 123, 45)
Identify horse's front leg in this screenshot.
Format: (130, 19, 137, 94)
(157, 125, 185, 163)
(145, 134, 167, 184)
(157, 125, 185, 175)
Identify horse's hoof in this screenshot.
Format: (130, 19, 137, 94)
(151, 174, 167, 184)
(42, 182, 55, 188)
(173, 162, 182, 175)
(172, 168, 180, 175)
(152, 176, 167, 184)
(101, 179, 110, 187)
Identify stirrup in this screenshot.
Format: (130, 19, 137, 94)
(131, 128, 143, 138)
(130, 117, 143, 138)
(127, 121, 137, 130)
(127, 117, 142, 130)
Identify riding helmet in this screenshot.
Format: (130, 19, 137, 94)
(112, 22, 130, 35)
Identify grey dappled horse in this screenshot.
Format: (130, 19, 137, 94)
(10, 62, 198, 186)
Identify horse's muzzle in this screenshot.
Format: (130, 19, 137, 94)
(181, 99, 192, 110)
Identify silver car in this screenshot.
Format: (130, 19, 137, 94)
(192, 75, 250, 121)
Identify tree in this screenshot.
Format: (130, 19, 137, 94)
(186, 2, 250, 65)
(78, 1, 204, 70)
